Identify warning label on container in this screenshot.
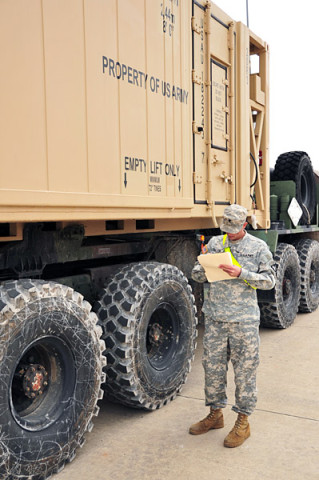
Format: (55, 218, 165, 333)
(123, 155, 181, 195)
(211, 60, 227, 150)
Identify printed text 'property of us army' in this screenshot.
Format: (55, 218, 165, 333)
(102, 56, 189, 104)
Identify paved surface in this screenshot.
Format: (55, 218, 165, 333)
(53, 311, 319, 480)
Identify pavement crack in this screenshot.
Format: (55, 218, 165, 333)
(254, 407, 319, 422)
(178, 395, 319, 422)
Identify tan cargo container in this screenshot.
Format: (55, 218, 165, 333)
(0, 2, 318, 479)
(0, 0, 269, 235)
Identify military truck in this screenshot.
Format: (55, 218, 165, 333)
(1, 1, 318, 478)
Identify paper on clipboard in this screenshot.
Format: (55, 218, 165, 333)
(197, 252, 234, 282)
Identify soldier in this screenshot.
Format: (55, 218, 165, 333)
(189, 204, 275, 447)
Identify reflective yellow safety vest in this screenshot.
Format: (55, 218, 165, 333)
(222, 234, 257, 290)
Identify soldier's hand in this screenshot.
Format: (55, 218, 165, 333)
(218, 264, 242, 277)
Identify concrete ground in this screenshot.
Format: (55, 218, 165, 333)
(53, 311, 319, 480)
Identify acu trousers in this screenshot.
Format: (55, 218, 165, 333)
(202, 320, 260, 416)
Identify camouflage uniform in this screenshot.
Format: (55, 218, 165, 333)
(192, 205, 275, 416)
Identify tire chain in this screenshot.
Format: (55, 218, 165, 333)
(0, 279, 106, 480)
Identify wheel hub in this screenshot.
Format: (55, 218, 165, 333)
(22, 364, 48, 398)
(149, 323, 165, 346)
(146, 302, 179, 371)
(283, 278, 292, 298)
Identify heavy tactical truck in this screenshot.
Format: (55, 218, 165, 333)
(1, 0, 318, 478)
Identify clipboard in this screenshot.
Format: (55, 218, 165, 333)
(197, 252, 234, 282)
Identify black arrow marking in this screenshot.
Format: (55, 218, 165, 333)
(124, 172, 127, 188)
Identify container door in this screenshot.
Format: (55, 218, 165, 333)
(192, 1, 235, 206)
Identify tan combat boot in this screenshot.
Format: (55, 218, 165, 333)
(189, 408, 224, 435)
(224, 413, 250, 448)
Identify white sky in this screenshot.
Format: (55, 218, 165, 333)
(214, 0, 319, 170)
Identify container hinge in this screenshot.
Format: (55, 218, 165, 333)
(192, 70, 202, 85)
(191, 16, 202, 34)
(192, 121, 204, 135)
(193, 172, 203, 184)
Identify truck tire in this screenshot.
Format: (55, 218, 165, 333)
(0, 280, 105, 480)
(294, 239, 319, 313)
(95, 262, 197, 410)
(259, 243, 301, 328)
(271, 151, 316, 224)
